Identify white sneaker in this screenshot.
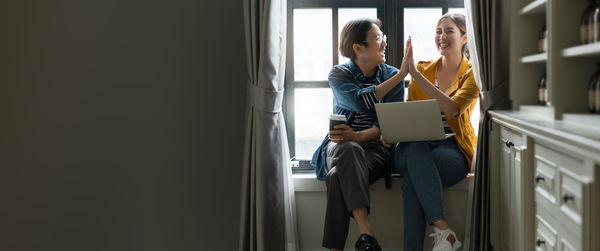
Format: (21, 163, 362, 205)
(429, 226, 462, 251)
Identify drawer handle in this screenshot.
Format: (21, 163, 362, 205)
(505, 140, 514, 148)
(535, 175, 545, 183)
(563, 194, 575, 203)
(536, 238, 546, 247)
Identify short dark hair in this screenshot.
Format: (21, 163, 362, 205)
(339, 18, 382, 61)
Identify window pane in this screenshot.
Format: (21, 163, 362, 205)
(294, 9, 332, 81)
(295, 88, 333, 160)
(448, 8, 466, 16)
(404, 8, 443, 67)
(338, 8, 378, 65)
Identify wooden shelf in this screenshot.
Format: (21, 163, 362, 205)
(562, 43, 600, 57)
(520, 0, 547, 16)
(521, 52, 547, 63)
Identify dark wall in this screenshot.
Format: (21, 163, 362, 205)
(0, 1, 246, 250)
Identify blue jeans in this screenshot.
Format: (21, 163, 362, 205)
(393, 137, 468, 251)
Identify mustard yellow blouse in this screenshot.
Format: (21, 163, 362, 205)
(407, 56, 479, 171)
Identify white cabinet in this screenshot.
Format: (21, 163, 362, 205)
(534, 143, 598, 251)
(491, 122, 534, 251)
(490, 112, 600, 251)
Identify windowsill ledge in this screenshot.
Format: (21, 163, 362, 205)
(293, 173, 473, 192)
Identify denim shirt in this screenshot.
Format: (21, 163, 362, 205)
(310, 61, 405, 180)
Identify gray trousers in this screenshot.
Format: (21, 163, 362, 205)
(322, 140, 390, 250)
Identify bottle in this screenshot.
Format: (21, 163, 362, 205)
(581, 0, 595, 44)
(592, 0, 600, 42)
(539, 69, 547, 106)
(588, 66, 598, 113)
(595, 68, 600, 113)
(539, 23, 547, 52)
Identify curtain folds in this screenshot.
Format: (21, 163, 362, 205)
(464, 0, 511, 250)
(239, 0, 298, 250)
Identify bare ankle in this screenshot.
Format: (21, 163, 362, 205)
(432, 219, 449, 230)
(352, 207, 373, 236)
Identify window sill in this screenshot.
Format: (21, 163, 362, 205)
(292, 173, 326, 192)
(292, 173, 472, 192)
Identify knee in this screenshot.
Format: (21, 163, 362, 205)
(325, 168, 338, 184)
(401, 141, 427, 152)
(335, 141, 364, 158)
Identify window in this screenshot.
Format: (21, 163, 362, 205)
(286, 0, 468, 172)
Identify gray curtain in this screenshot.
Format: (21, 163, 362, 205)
(239, 0, 298, 250)
(464, 0, 511, 250)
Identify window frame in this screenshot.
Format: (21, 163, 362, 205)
(285, 0, 465, 172)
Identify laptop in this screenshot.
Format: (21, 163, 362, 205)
(375, 99, 446, 142)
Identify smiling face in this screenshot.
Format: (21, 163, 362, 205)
(435, 18, 467, 57)
(356, 24, 387, 65)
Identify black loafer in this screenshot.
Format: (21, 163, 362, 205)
(355, 233, 382, 251)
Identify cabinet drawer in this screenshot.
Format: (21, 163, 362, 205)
(535, 155, 558, 205)
(560, 235, 580, 251)
(500, 126, 523, 147)
(536, 214, 557, 251)
(559, 171, 586, 242)
(560, 171, 583, 224)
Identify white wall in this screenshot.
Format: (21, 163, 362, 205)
(0, 1, 246, 250)
(294, 176, 471, 251)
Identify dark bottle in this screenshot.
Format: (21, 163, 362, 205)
(581, 0, 595, 44)
(588, 66, 599, 113)
(591, 0, 600, 42)
(539, 69, 547, 106)
(595, 68, 600, 113)
(539, 23, 547, 52)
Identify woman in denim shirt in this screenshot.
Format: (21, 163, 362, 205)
(311, 18, 409, 251)
(391, 13, 479, 251)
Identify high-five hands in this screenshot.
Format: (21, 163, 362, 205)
(405, 36, 418, 76)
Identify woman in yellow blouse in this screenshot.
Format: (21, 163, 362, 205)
(389, 13, 479, 251)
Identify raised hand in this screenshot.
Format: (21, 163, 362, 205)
(399, 40, 410, 76)
(406, 36, 418, 76)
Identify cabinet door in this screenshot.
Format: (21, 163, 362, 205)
(498, 126, 528, 251)
(498, 136, 512, 251)
(497, 125, 532, 251)
(513, 145, 530, 251)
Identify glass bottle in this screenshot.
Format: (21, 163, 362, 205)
(539, 23, 547, 52)
(595, 68, 600, 113)
(592, 0, 600, 42)
(589, 66, 599, 113)
(539, 69, 547, 106)
(581, 0, 595, 44)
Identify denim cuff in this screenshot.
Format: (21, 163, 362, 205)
(426, 215, 446, 225)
